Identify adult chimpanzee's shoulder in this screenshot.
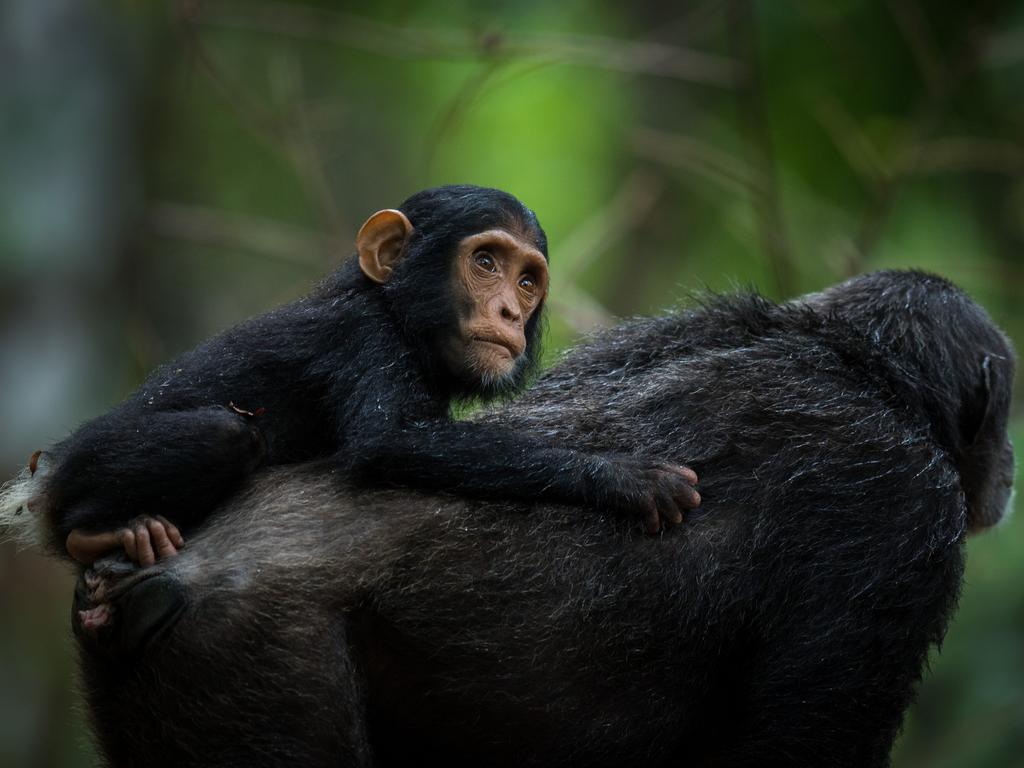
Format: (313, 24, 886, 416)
(511, 289, 888, 423)
(537, 290, 849, 385)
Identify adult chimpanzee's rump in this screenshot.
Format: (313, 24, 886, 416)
(75, 271, 1014, 767)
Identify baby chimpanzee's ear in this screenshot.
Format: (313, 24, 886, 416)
(356, 209, 414, 284)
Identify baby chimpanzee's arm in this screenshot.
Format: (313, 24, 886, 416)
(346, 420, 700, 534)
(40, 405, 264, 559)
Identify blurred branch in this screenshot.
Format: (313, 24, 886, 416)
(148, 202, 332, 266)
(728, 0, 795, 297)
(850, 5, 997, 265)
(178, 9, 348, 238)
(267, 54, 348, 237)
(894, 137, 1024, 175)
(177, 6, 287, 140)
(847, 5, 999, 270)
(632, 128, 760, 197)
(422, 60, 505, 179)
(194, 0, 739, 87)
(424, 58, 564, 177)
(556, 170, 666, 283)
(804, 5, 999, 275)
(986, 25, 1024, 68)
(814, 96, 891, 184)
(790, 0, 866, 81)
(885, 0, 947, 97)
(545, 173, 666, 335)
(646, 0, 731, 45)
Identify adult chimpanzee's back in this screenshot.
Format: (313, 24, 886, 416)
(70, 271, 1015, 767)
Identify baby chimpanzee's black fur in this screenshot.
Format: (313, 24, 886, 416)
(70, 271, 1014, 767)
(1, 185, 695, 555)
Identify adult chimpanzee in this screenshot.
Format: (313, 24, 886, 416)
(56, 270, 1014, 768)
(0, 185, 698, 578)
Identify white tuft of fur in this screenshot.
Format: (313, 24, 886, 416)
(0, 463, 49, 550)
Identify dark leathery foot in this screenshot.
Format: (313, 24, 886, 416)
(73, 558, 188, 660)
(79, 604, 112, 631)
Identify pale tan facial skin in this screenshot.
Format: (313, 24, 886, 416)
(356, 209, 549, 384)
(444, 228, 548, 382)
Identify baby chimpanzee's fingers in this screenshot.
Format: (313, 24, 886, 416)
(147, 519, 179, 561)
(120, 529, 138, 563)
(654, 489, 683, 527)
(154, 515, 185, 548)
(651, 468, 701, 512)
(133, 522, 155, 567)
(653, 463, 698, 486)
(672, 465, 699, 485)
(640, 496, 661, 535)
(664, 473, 701, 510)
(656, 463, 699, 489)
(675, 484, 701, 509)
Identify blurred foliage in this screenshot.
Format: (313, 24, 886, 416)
(1, 0, 1023, 765)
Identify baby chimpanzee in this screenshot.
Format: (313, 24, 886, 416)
(1, 185, 699, 573)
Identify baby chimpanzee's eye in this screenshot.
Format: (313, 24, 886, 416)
(474, 252, 497, 272)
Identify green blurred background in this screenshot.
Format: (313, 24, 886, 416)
(1, 1, 1022, 765)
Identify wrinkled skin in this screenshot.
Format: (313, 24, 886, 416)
(443, 228, 549, 385)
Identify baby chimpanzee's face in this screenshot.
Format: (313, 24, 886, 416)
(443, 228, 548, 387)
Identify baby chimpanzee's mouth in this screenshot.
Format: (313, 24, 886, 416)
(472, 335, 519, 357)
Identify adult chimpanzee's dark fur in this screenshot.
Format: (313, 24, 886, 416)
(74, 271, 1014, 767)
(2, 185, 696, 555)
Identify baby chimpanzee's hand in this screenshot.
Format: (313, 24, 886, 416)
(595, 456, 701, 534)
(66, 515, 185, 567)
